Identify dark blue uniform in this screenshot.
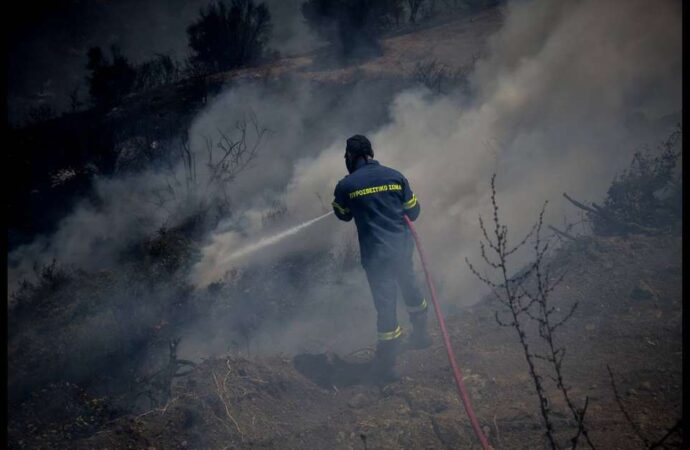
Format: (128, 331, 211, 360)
(332, 158, 427, 342)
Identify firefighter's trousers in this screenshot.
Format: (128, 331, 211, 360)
(364, 254, 428, 342)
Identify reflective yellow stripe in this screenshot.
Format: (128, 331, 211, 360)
(407, 298, 428, 313)
(377, 325, 402, 341)
(403, 194, 417, 209)
(332, 201, 349, 215)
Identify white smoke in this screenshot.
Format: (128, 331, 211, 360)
(9, 0, 681, 316)
(193, 0, 681, 304)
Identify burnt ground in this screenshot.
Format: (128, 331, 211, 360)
(13, 231, 679, 449)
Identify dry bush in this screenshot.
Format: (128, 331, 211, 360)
(466, 174, 593, 449)
(147, 112, 268, 236)
(410, 57, 476, 94)
(132, 54, 182, 92)
(10, 259, 73, 320)
(564, 126, 682, 237)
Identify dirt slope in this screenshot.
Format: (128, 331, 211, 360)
(8, 6, 682, 449)
(61, 232, 682, 450)
(219, 7, 502, 85)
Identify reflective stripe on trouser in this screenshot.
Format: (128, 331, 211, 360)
(407, 298, 428, 314)
(378, 325, 402, 341)
(364, 253, 426, 340)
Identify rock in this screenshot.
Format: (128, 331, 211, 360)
(347, 393, 372, 409)
(630, 281, 655, 301)
(585, 324, 596, 331)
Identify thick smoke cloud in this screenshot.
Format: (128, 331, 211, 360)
(9, 0, 681, 358)
(7, 76, 402, 294)
(194, 0, 681, 304)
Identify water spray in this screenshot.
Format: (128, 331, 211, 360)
(217, 211, 334, 265)
(192, 211, 334, 288)
(203, 211, 332, 268)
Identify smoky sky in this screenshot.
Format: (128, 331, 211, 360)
(7, 0, 319, 123)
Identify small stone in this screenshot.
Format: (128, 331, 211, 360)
(631, 281, 655, 301)
(434, 403, 448, 413)
(585, 324, 596, 331)
(347, 393, 371, 409)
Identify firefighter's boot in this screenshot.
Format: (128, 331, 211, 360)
(370, 338, 401, 385)
(408, 313, 432, 349)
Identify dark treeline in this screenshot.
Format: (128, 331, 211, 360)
(12, 0, 497, 124)
(8, 0, 494, 247)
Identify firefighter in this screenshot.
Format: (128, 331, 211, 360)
(332, 134, 432, 384)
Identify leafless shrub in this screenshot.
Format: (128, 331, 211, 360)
(410, 58, 475, 94)
(261, 199, 288, 228)
(149, 112, 268, 229)
(466, 174, 593, 449)
(411, 60, 452, 93)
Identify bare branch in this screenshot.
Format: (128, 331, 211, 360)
(607, 364, 650, 448)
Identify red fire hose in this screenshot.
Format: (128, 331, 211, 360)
(404, 215, 491, 450)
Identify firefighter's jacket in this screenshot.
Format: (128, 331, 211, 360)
(332, 159, 420, 267)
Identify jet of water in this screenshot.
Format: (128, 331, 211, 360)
(190, 211, 335, 288)
(217, 211, 334, 265)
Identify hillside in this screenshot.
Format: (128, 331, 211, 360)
(7, 5, 501, 250)
(10, 231, 681, 449)
(7, 3, 682, 449)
